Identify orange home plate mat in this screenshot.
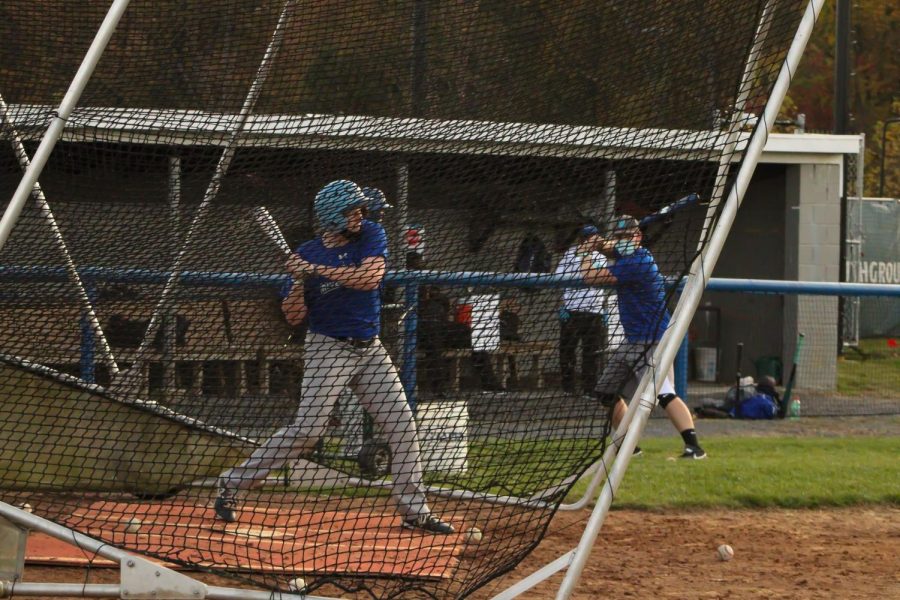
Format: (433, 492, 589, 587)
(26, 498, 467, 579)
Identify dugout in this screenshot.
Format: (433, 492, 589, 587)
(0, 105, 863, 393)
(702, 133, 863, 390)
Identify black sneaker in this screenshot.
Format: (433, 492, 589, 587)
(402, 514, 455, 534)
(632, 446, 643, 456)
(680, 445, 707, 460)
(214, 492, 238, 523)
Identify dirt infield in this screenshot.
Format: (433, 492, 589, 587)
(475, 507, 900, 599)
(17, 506, 899, 599)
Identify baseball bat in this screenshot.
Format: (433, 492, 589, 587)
(639, 192, 701, 228)
(253, 206, 291, 255)
(780, 332, 805, 418)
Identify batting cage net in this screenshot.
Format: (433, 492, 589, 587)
(1, 1, 810, 598)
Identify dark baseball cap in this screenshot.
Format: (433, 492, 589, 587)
(579, 224, 599, 237)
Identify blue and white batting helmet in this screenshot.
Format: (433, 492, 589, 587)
(314, 180, 367, 232)
(361, 187, 392, 222)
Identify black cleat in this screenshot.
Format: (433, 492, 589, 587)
(680, 445, 707, 460)
(402, 513, 455, 535)
(632, 446, 643, 456)
(214, 493, 238, 523)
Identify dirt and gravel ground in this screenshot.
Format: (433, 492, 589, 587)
(473, 507, 900, 599)
(18, 506, 899, 599)
(14, 417, 900, 599)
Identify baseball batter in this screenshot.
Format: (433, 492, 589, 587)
(215, 180, 454, 533)
(578, 215, 706, 459)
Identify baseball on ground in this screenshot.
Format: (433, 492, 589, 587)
(124, 517, 142, 533)
(288, 577, 306, 592)
(717, 544, 734, 561)
(465, 527, 483, 543)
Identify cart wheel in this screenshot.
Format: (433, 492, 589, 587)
(358, 440, 391, 478)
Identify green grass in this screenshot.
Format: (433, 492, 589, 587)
(435, 437, 601, 497)
(568, 435, 900, 509)
(290, 435, 899, 511)
(837, 337, 900, 395)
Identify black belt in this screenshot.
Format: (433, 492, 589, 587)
(334, 336, 375, 349)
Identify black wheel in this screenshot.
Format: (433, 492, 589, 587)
(358, 440, 391, 478)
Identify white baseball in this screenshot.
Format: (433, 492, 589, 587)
(717, 544, 734, 561)
(465, 527, 483, 543)
(20, 503, 33, 513)
(288, 577, 306, 592)
(124, 517, 142, 533)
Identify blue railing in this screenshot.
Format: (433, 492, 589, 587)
(2, 265, 897, 405)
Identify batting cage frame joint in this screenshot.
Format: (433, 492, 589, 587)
(0, 501, 345, 600)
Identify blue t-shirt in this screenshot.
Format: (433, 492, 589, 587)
(290, 220, 388, 339)
(608, 247, 670, 343)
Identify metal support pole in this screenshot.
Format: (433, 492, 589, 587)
(695, 0, 779, 251)
(79, 282, 98, 382)
(120, 0, 297, 388)
(601, 170, 616, 235)
(411, 0, 428, 118)
(0, 95, 122, 375)
(0, 502, 341, 600)
(554, 2, 825, 598)
(163, 155, 182, 394)
(395, 162, 410, 268)
(0, 0, 133, 255)
(561, 0, 784, 516)
(834, 0, 851, 135)
(401, 284, 419, 411)
(675, 334, 689, 399)
(0, 0, 129, 373)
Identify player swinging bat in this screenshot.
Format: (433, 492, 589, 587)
(216, 180, 454, 534)
(577, 214, 707, 459)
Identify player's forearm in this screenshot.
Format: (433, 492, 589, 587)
(281, 288, 308, 326)
(313, 264, 384, 290)
(579, 255, 616, 286)
(286, 254, 385, 291)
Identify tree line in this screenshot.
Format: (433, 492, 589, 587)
(784, 0, 899, 197)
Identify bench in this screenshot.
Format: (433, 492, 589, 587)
(440, 341, 556, 392)
(116, 344, 305, 398)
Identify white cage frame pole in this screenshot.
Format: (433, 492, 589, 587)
(0, 0, 132, 255)
(553, 2, 825, 598)
(555, 0, 782, 516)
(695, 0, 779, 254)
(120, 0, 298, 383)
(0, 501, 345, 600)
(491, 1, 825, 597)
(0, 93, 120, 375)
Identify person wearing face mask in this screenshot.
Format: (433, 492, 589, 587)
(577, 215, 706, 460)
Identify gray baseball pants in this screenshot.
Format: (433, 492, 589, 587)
(218, 332, 430, 519)
(596, 341, 663, 400)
